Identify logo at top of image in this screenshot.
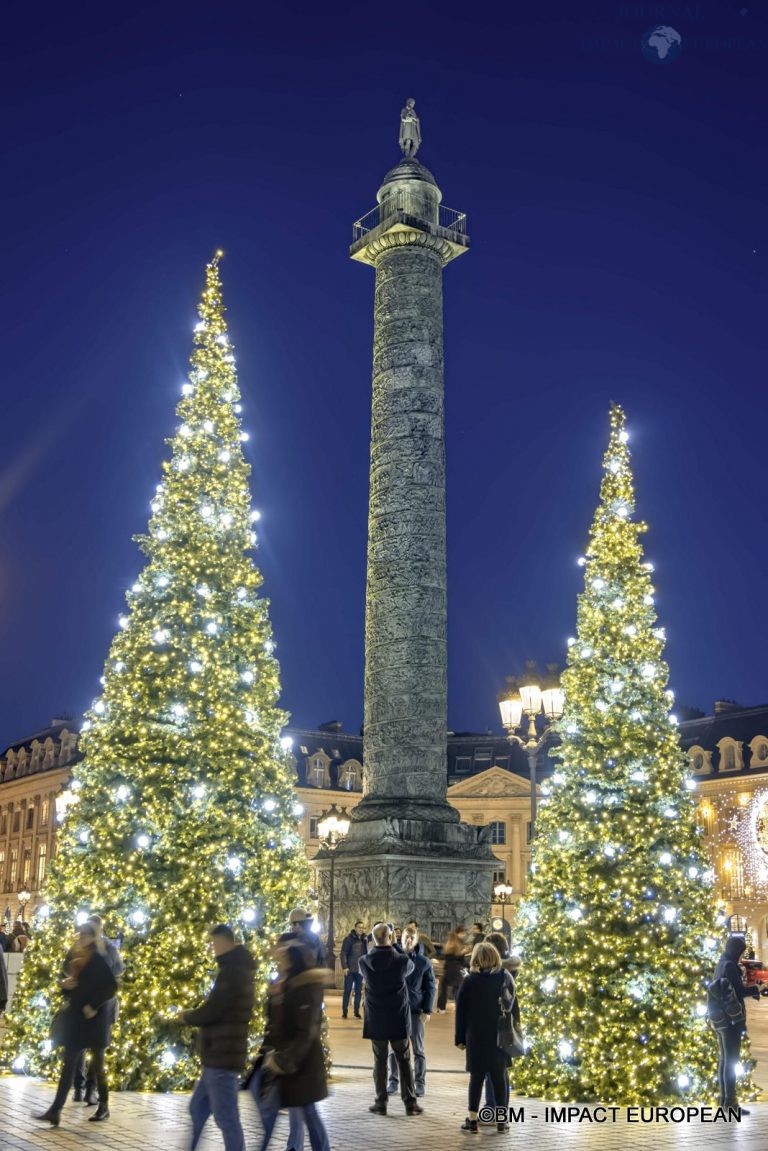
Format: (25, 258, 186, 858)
(641, 25, 683, 63)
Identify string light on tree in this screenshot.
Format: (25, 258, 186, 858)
(5, 255, 308, 1090)
(514, 404, 741, 1105)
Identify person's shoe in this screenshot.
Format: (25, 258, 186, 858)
(738, 1108, 751, 1116)
(73, 1089, 84, 1103)
(89, 1104, 110, 1122)
(405, 1103, 424, 1116)
(461, 1117, 478, 1133)
(34, 1110, 61, 1127)
(354, 1011, 362, 1019)
(84, 1087, 98, 1106)
(498, 1121, 510, 1132)
(369, 1103, 387, 1115)
(342, 1012, 348, 1019)
(415, 1087, 425, 1097)
(387, 1081, 398, 1095)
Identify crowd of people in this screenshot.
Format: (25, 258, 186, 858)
(0, 905, 754, 1144)
(0, 918, 32, 952)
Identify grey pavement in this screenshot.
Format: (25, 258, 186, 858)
(0, 992, 766, 1150)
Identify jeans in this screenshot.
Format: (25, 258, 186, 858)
(484, 1065, 509, 1108)
(52, 1047, 107, 1113)
(254, 1067, 329, 1151)
(342, 972, 363, 1015)
(469, 1053, 508, 1115)
(716, 1025, 743, 1107)
(189, 1067, 244, 1151)
(388, 1014, 426, 1092)
(372, 1037, 416, 1107)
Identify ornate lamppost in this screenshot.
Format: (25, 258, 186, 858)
(317, 805, 351, 969)
(499, 663, 564, 840)
(17, 888, 31, 921)
(493, 881, 514, 932)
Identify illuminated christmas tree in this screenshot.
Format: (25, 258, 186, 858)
(514, 404, 747, 1104)
(6, 255, 308, 1090)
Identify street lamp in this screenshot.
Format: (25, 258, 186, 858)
(499, 662, 564, 840)
(317, 804, 351, 969)
(493, 881, 514, 931)
(17, 889, 31, 921)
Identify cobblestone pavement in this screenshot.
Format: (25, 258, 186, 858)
(1, 994, 767, 1151)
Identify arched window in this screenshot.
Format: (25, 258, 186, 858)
(688, 745, 713, 774)
(308, 755, 327, 787)
(488, 821, 506, 845)
(749, 736, 768, 768)
(718, 738, 743, 773)
(340, 760, 362, 791)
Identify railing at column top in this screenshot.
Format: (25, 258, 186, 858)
(352, 192, 468, 243)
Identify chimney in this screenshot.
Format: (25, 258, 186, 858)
(714, 700, 742, 715)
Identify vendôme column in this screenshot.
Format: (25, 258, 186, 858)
(314, 102, 494, 942)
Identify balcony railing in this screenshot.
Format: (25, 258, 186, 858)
(352, 193, 468, 243)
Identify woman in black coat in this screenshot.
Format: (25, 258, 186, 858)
(455, 941, 515, 1134)
(35, 922, 118, 1127)
(256, 942, 330, 1151)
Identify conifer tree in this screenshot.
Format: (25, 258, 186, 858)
(514, 404, 749, 1104)
(6, 255, 308, 1090)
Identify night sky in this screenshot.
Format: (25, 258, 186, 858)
(2, 2, 767, 745)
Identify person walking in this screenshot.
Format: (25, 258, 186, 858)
(340, 920, 367, 1019)
(73, 915, 125, 1106)
(482, 933, 520, 1110)
(0, 935, 8, 1015)
(712, 934, 759, 1112)
(254, 941, 330, 1151)
(34, 921, 118, 1127)
(468, 923, 485, 948)
(455, 941, 516, 1135)
(181, 924, 255, 1151)
(436, 930, 466, 1012)
(387, 925, 436, 1098)
(279, 909, 327, 969)
(359, 922, 422, 1116)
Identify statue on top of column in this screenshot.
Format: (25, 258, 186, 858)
(399, 98, 421, 158)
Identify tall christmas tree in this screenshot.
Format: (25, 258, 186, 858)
(514, 404, 747, 1104)
(6, 255, 308, 1090)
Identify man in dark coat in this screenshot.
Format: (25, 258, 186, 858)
(0, 941, 8, 1014)
(181, 924, 255, 1151)
(713, 934, 759, 1112)
(340, 920, 367, 1019)
(387, 925, 436, 1098)
(279, 908, 327, 969)
(359, 922, 422, 1116)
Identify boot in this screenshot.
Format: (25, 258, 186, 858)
(405, 1103, 424, 1116)
(33, 1110, 61, 1127)
(369, 1103, 387, 1115)
(89, 1102, 110, 1122)
(73, 1089, 84, 1102)
(84, 1085, 98, 1106)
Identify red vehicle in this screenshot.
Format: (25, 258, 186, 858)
(741, 959, 768, 996)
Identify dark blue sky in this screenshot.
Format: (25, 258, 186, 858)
(2, 2, 767, 744)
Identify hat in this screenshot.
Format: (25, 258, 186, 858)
(288, 908, 313, 926)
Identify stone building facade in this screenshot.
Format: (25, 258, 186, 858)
(5, 703, 768, 952)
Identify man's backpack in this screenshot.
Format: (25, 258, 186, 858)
(707, 976, 745, 1032)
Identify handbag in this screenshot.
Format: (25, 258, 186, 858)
(50, 1005, 71, 1049)
(497, 974, 525, 1059)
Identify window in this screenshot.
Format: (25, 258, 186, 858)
(309, 757, 326, 787)
(309, 817, 319, 839)
(526, 821, 532, 844)
(0, 809, 6, 836)
(40, 798, 49, 826)
(37, 843, 47, 884)
(493, 756, 510, 770)
(492, 869, 506, 887)
(722, 851, 744, 899)
(12, 809, 20, 834)
(22, 849, 31, 885)
(8, 848, 18, 889)
(26, 806, 35, 830)
(474, 750, 492, 769)
(341, 761, 361, 791)
(488, 821, 506, 845)
(722, 746, 736, 771)
(454, 756, 472, 773)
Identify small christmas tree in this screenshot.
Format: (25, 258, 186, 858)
(6, 255, 308, 1090)
(514, 404, 747, 1104)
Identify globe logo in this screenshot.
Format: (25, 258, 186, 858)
(641, 25, 682, 64)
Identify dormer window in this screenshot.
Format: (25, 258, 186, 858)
(718, 738, 743, 773)
(749, 736, 768, 768)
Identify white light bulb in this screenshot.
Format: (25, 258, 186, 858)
(577, 556, 586, 567)
(660, 851, 672, 865)
(93, 700, 105, 715)
(604, 844, 616, 857)
(580, 647, 592, 658)
(236, 587, 247, 600)
(157, 529, 169, 540)
(179, 424, 192, 438)
(234, 403, 243, 413)
(616, 504, 629, 519)
(114, 660, 125, 672)
(644, 594, 654, 606)
(225, 855, 242, 874)
(137, 834, 150, 849)
(189, 660, 202, 674)
(37, 904, 50, 920)
(196, 584, 211, 598)
(595, 700, 608, 712)
(200, 505, 214, 519)
(206, 622, 218, 635)
(132, 580, 142, 592)
(249, 531, 258, 546)
(75, 910, 89, 926)
(203, 420, 215, 434)
(611, 596, 624, 609)
(116, 785, 130, 802)
(130, 909, 148, 926)
(264, 639, 275, 654)
(664, 806, 676, 818)
(221, 512, 234, 528)
(182, 383, 194, 396)
(695, 1003, 707, 1018)
(630, 770, 647, 783)
(176, 456, 190, 471)
(241, 669, 255, 684)
(592, 578, 605, 591)
(293, 803, 304, 816)
(645, 562, 655, 572)
(78, 829, 89, 844)
(219, 449, 231, 463)
(240, 432, 250, 442)
(280, 736, 293, 751)
(161, 1049, 177, 1068)
(619, 429, 629, 443)
(585, 790, 597, 804)
(608, 459, 620, 474)
(250, 509, 261, 523)
(171, 703, 186, 720)
(263, 799, 277, 813)
(541, 977, 556, 993)
(688, 866, 698, 879)
(567, 908, 583, 921)
(194, 321, 205, 333)
(669, 714, 679, 726)
(565, 723, 579, 734)
(558, 1039, 574, 1059)
(610, 679, 623, 694)
(215, 334, 228, 346)
(242, 908, 256, 924)
(192, 784, 206, 799)
(153, 629, 168, 644)
(624, 624, 637, 636)
(641, 663, 656, 679)
(662, 906, 678, 923)
(81, 720, 92, 731)
(558, 829, 571, 843)
(685, 778, 697, 791)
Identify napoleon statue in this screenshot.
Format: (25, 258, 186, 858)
(399, 98, 421, 158)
